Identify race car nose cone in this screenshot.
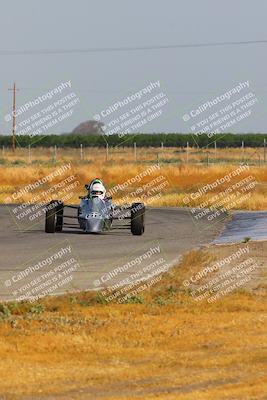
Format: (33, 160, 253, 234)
(84, 218, 103, 233)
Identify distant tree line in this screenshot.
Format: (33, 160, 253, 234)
(1, 133, 267, 148)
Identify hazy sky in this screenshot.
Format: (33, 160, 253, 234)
(0, 0, 267, 136)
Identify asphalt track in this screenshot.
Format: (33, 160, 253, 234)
(0, 205, 226, 301)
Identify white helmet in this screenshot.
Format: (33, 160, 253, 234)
(90, 181, 106, 200)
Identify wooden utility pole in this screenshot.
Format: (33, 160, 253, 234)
(8, 83, 18, 152)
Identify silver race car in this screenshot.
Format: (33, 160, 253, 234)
(45, 179, 145, 235)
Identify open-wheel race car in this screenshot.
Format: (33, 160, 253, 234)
(45, 179, 145, 235)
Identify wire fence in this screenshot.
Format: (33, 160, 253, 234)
(1, 140, 267, 166)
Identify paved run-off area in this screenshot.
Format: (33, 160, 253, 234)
(214, 211, 267, 244)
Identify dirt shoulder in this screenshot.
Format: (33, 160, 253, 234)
(0, 241, 266, 400)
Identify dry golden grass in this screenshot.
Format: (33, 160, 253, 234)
(1, 147, 267, 210)
(0, 243, 266, 399)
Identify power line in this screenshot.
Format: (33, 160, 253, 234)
(3, 88, 267, 96)
(0, 39, 267, 56)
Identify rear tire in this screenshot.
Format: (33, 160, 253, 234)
(56, 201, 64, 232)
(45, 200, 64, 233)
(131, 203, 145, 235)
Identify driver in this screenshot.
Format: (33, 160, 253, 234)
(88, 179, 106, 200)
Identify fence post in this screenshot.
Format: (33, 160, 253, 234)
(206, 145, 209, 166)
(106, 143, 109, 161)
(2, 145, 4, 157)
(214, 141, 217, 161)
(157, 153, 160, 167)
(28, 145, 31, 164)
(264, 139, 266, 163)
(80, 144, 83, 160)
(242, 141, 244, 162)
(134, 142, 137, 162)
(186, 142, 189, 163)
(54, 145, 57, 161)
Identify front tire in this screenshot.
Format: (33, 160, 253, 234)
(45, 200, 64, 233)
(131, 203, 145, 235)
